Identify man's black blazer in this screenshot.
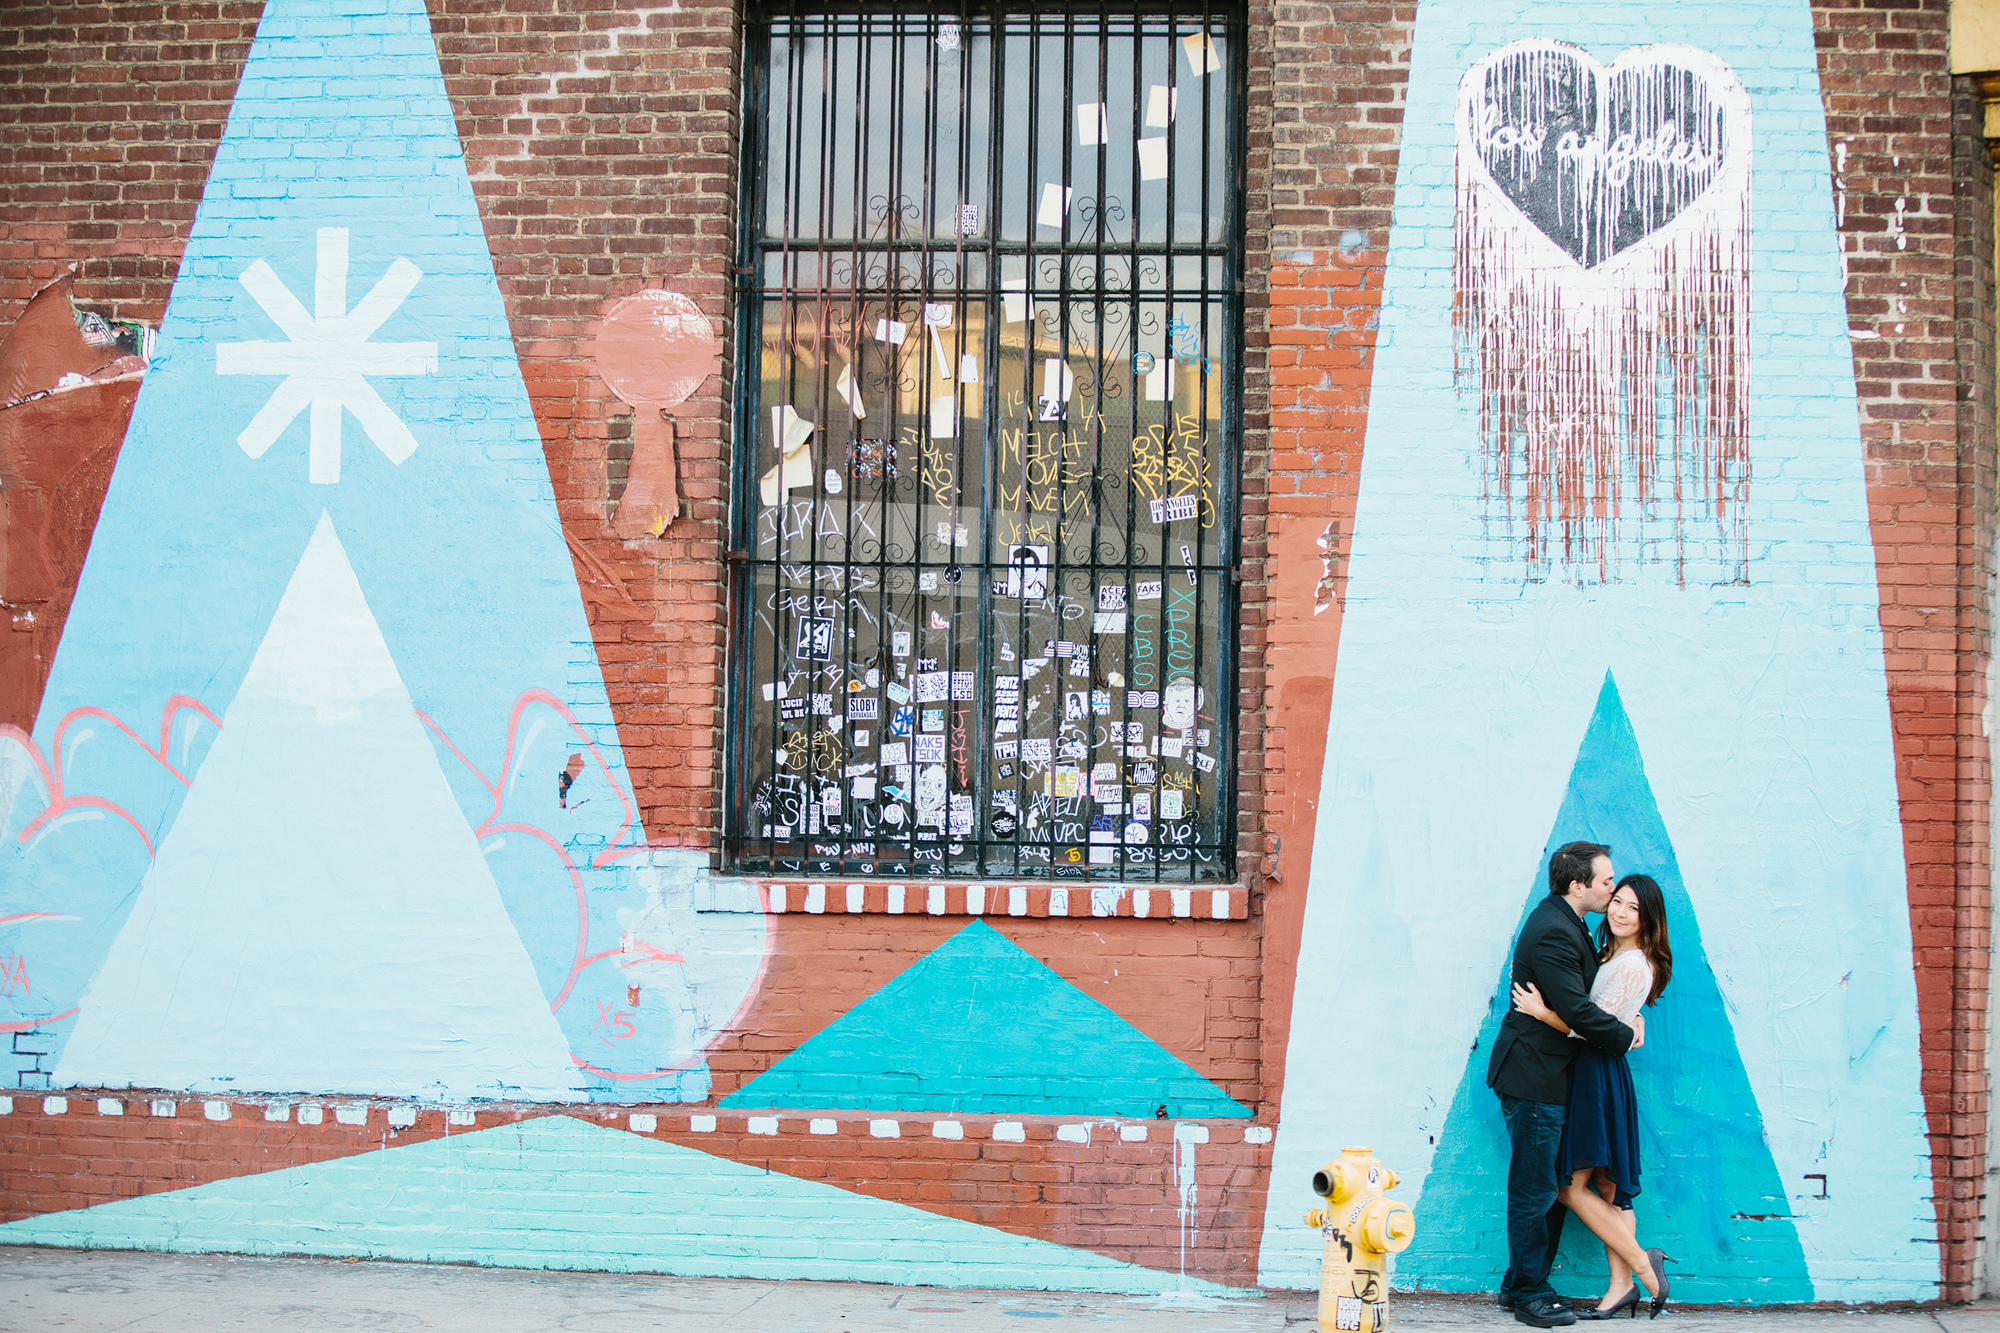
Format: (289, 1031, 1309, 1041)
(1485, 894, 1635, 1104)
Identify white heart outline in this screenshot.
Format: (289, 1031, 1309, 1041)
(1454, 38, 1752, 286)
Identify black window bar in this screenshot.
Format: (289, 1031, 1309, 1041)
(727, 3, 1245, 882)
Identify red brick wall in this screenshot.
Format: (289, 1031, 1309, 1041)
(1813, 0, 1998, 1297)
(0, 1095, 1269, 1285)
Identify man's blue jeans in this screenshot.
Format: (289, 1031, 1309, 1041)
(1499, 1094, 1569, 1304)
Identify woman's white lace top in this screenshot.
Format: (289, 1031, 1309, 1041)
(1569, 949, 1653, 1037)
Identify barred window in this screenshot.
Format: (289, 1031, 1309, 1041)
(727, 6, 1243, 881)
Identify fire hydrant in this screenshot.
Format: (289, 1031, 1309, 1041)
(1302, 1147, 1414, 1333)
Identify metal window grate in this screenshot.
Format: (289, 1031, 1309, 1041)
(727, 4, 1244, 882)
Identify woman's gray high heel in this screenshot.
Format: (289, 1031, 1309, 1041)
(1644, 1248, 1673, 1319)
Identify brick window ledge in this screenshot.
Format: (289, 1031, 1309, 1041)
(694, 878, 1249, 920)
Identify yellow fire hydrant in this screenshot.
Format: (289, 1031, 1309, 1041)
(1302, 1147, 1415, 1333)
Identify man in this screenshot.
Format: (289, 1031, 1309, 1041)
(1486, 841, 1643, 1328)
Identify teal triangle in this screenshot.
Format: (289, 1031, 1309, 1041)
(1400, 674, 1812, 1303)
(722, 921, 1250, 1117)
(0, 1115, 1219, 1294)
(2, 0, 712, 1098)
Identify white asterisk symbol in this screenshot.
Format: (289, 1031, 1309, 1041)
(215, 227, 438, 485)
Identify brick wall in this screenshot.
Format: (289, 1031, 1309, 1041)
(1248, 0, 1415, 1142)
(1813, 0, 1998, 1298)
(0, 1094, 1269, 1286)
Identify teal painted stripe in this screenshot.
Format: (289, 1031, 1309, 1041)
(0, 1115, 1226, 1296)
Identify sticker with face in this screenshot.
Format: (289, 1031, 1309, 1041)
(915, 763, 948, 810)
(1162, 677, 1197, 730)
(893, 630, 913, 656)
(1132, 790, 1153, 820)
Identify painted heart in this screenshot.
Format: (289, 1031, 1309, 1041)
(1460, 41, 1744, 268)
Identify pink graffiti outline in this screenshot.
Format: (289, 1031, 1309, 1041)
(416, 687, 662, 1015)
(2, 696, 222, 857)
(418, 687, 776, 1084)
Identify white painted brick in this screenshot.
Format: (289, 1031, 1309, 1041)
(386, 1106, 416, 1129)
(1009, 885, 1027, 916)
(204, 1101, 230, 1121)
(932, 1120, 964, 1139)
(768, 883, 787, 913)
(965, 884, 986, 914)
(628, 1113, 657, 1133)
(748, 1116, 779, 1135)
(448, 1111, 477, 1127)
(1174, 1124, 1209, 1145)
(887, 884, 906, 914)
(335, 1104, 368, 1126)
(150, 1099, 176, 1118)
(690, 1115, 716, 1133)
(1120, 1124, 1148, 1142)
(845, 883, 865, 912)
(0, 1097, 10, 1115)
(926, 884, 946, 914)
(298, 1105, 324, 1125)
(1171, 889, 1193, 917)
(810, 1118, 837, 1135)
(992, 1121, 1026, 1142)
(42, 1097, 67, 1115)
(869, 1119, 900, 1138)
(1056, 1123, 1089, 1144)
(96, 1099, 123, 1116)
(804, 883, 826, 913)
(264, 1104, 290, 1122)
(1244, 1126, 1274, 1144)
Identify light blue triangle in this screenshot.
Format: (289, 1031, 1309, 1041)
(1400, 674, 1812, 1303)
(0, 0, 718, 1099)
(0, 1114, 1221, 1294)
(723, 922, 1250, 1118)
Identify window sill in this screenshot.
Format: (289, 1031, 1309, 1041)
(694, 877, 1248, 921)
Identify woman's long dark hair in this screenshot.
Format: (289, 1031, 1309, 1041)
(1597, 873, 1673, 1005)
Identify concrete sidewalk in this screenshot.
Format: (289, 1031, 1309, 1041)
(3, 1247, 1996, 1333)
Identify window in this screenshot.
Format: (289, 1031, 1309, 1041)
(728, 6, 1243, 881)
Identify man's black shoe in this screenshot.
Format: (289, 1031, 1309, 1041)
(1501, 1294, 1574, 1314)
(1514, 1296, 1578, 1328)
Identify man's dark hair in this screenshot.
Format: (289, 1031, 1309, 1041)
(1548, 841, 1611, 897)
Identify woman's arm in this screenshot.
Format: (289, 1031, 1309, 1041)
(1511, 982, 1572, 1035)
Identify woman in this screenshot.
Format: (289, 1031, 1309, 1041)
(1512, 874, 1676, 1319)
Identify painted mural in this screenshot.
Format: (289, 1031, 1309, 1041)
(0, 0, 1955, 1306)
(1262, 0, 1932, 1305)
(0, 0, 765, 1105)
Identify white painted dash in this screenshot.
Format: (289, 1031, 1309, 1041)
(992, 1121, 1026, 1142)
(869, 1119, 900, 1138)
(805, 883, 826, 914)
(748, 1116, 780, 1135)
(97, 1099, 124, 1116)
(42, 1097, 67, 1116)
(846, 883, 866, 912)
(1056, 1123, 1090, 1144)
(1120, 1124, 1149, 1142)
(628, 1114, 658, 1133)
(810, 1118, 837, 1135)
(297, 1105, 324, 1125)
(932, 1120, 964, 1139)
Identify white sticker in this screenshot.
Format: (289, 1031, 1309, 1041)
(1162, 677, 1197, 730)
(1137, 579, 1163, 601)
(1150, 494, 1198, 523)
(924, 302, 953, 327)
(915, 672, 949, 703)
(930, 394, 958, 439)
(824, 467, 844, 495)
(892, 630, 912, 656)
(957, 201, 979, 234)
(880, 742, 908, 766)
(1076, 102, 1109, 145)
(853, 776, 876, 800)
(1004, 545, 1050, 600)
(1098, 584, 1127, 610)
(1037, 182, 1074, 228)
(1093, 612, 1127, 634)
(850, 697, 879, 721)
(958, 353, 981, 383)
(1335, 1297, 1363, 1333)
(1137, 137, 1170, 181)
(1160, 788, 1185, 819)
(915, 735, 947, 764)
(951, 671, 976, 701)
(1145, 85, 1179, 127)
(875, 318, 908, 344)
(1182, 32, 1223, 76)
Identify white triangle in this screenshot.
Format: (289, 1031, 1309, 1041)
(56, 514, 585, 1100)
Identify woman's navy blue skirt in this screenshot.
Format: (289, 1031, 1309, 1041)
(1558, 1044, 1642, 1206)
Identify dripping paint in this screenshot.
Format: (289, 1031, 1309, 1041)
(1453, 40, 1751, 583)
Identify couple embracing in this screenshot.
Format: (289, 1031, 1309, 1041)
(1487, 842, 1676, 1326)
